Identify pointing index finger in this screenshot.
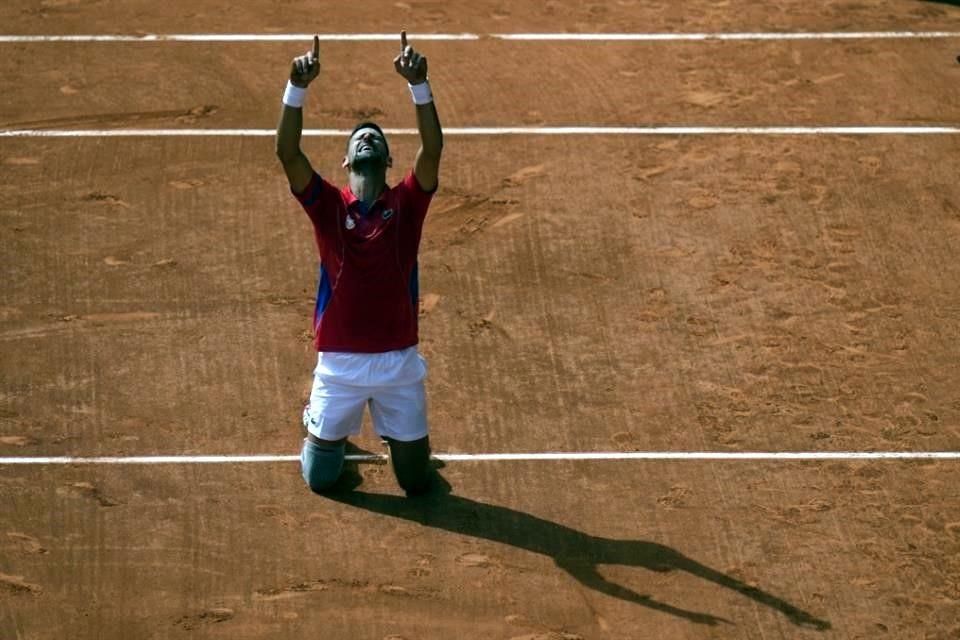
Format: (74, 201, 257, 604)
(401, 30, 407, 50)
(312, 35, 319, 59)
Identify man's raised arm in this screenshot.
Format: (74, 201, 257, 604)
(394, 31, 443, 192)
(276, 35, 321, 195)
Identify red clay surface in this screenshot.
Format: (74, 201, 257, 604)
(3, 1, 960, 639)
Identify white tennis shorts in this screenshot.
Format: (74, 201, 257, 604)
(302, 346, 428, 442)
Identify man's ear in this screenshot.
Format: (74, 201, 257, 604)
(387, 155, 393, 168)
(342, 155, 350, 169)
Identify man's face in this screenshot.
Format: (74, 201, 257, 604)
(345, 127, 391, 170)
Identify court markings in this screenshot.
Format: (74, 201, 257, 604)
(2, 29, 958, 467)
(2, 451, 959, 465)
(2, 126, 959, 137)
(1, 31, 960, 43)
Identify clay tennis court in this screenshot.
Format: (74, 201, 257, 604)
(2, 1, 960, 638)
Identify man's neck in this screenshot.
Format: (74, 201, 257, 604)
(348, 167, 387, 206)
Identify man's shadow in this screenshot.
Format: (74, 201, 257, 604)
(325, 460, 830, 629)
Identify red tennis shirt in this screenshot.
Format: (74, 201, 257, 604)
(293, 170, 434, 353)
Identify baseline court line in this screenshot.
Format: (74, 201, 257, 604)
(0, 34, 480, 42)
(493, 31, 960, 41)
(2, 452, 960, 465)
(1, 31, 959, 43)
(2, 126, 959, 138)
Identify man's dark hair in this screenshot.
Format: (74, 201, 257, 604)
(347, 121, 389, 156)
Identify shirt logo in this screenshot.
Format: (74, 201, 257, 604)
(345, 214, 356, 230)
(382, 208, 394, 221)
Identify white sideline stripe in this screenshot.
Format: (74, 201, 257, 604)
(0, 33, 480, 42)
(2, 126, 959, 138)
(1, 31, 959, 43)
(494, 31, 960, 41)
(1, 452, 959, 464)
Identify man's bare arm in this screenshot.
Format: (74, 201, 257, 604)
(412, 100, 442, 193)
(394, 31, 443, 192)
(276, 35, 321, 194)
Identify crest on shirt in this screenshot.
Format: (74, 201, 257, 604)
(382, 208, 394, 221)
(345, 214, 356, 230)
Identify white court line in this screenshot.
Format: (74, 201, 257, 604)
(494, 31, 960, 41)
(1, 452, 959, 464)
(0, 33, 480, 42)
(1, 31, 959, 43)
(2, 126, 959, 138)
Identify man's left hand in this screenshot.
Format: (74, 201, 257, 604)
(393, 30, 428, 84)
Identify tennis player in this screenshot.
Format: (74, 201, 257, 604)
(276, 32, 442, 495)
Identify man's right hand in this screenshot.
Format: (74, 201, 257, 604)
(290, 35, 321, 88)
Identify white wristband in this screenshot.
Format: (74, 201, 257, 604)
(283, 81, 306, 108)
(408, 81, 433, 105)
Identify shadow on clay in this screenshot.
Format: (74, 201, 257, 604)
(321, 464, 831, 630)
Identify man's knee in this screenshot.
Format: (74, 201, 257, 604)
(301, 437, 346, 493)
(387, 436, 432, 496)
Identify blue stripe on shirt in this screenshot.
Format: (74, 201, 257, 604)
(314, 264, 332, 328)
(302, 174, 323, 207)
(409, 262, 419, 308)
